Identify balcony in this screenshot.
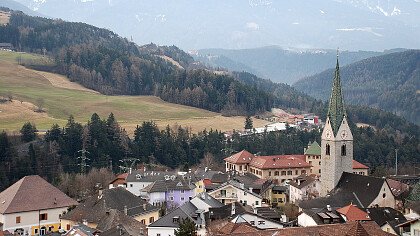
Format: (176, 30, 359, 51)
(214, 193, 238, 199)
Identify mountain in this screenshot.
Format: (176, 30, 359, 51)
(294, 50, 420, 124)
(9, 0, 420, 51)
(194, 47, 404, 84)
(0, 0, 44, 16)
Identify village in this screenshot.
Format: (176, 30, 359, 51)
(1, 60, 419, 236)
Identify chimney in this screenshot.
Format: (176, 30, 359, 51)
(249, 187, 253, 193)
(143, 203, 147, 211)
(124, 205, 128, 215)
(231, 203, 236, 216)
(82, 219, 88, 225)
(327, 205, 332, 212)
(205, 167, 208, 172)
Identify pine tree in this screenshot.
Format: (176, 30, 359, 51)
(20, 122, 38, 142)
(244, 115, 253, 130)
(174, 218, 196, 236)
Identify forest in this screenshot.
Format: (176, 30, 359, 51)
(1, 113, 418, 193)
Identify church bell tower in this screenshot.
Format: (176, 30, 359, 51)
(320, 54, 353, 196)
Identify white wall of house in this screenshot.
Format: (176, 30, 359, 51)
(238, 213, 283, 229)
(370, 182, 395, 208)
(148, 192, 166, 205)
(1, 207, 68, 235)
(298, 212, 318, 227)
(148, 227, 176, 236)
(126, 181, 153, 196)
(289, 185, 303, 203)
(239, 191, 262, 207)
(209, 185, 262, 207)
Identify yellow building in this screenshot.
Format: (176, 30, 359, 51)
(261, 185, 288, 207)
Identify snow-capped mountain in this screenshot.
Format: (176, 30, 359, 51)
(4, 0, 420, 51)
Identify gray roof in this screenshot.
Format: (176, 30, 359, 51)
(299, 172, 387, 209)
(96, 209, 146, 233)
(101, 224, 145, 236)
(301, 207, 345, 225)
(64, 224, 97, 236)
(148, 201, 201, 228)
(289, 175, 317, 190)
(61, 187, 159, 223)
(367, 207, 407, 234)
(143, 178, 195, 193)
(126, 170, 177, 183)
(195, 192, 224, 208)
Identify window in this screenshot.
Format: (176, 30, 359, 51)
(255, 201, 259, 206)
(157, 234, 161, 236)
(319, 169, 321, 174)
(173, 217, 180, 223)
(141, 219, 145, 224)
(34, 229, 38, 234)
(301, 170, 306, 174)
(149, 217, 155, 224)
(239, 165, 242, 171)
(66, 225, 70, 230)
(48, 226, 53, 232)
(287, 171, 292, 175)
(383, 193, 386, 198)
(250, 221, 255, 225)
(221, 190, 226, 197)
(181, 197, 185, 201)
(268, 171, 271, 176)
(39, 213, 48, 221)
(341, 144, 346, 156)
(319, 161, 321, 165)
(16, 216, 21, 223)
(258, 220, 265, 225)
(130, 184, 133, 187)
(169, 196, 174, 201)
(181, 190, 185, 194)
(274, 171, 279, 176)
(326, 144, 330, 155)
(309, 161, 312, 165)
(295, 170, 298, 175)
(281, 171, 286, 176)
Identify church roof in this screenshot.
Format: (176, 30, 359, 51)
(305, 141, 321, 156)
(327, 57, 346, 136)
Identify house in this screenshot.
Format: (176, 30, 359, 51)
(208, 180, 263, 207)
(0, 43, 13, 51)
(367, 207, 408, 235)
(191, 168, 226, 195)
(396, 218, 420, 236)
(336, 203, 371, 222)
(147, 193, 222, 236)
(211, 220, 259, 235)
(299, 172, 396, 210)
(125, 170, 177, 197)
(211, 221, 394, 236)
(261, 185, 288, 207)
(60, 187, 159, 229)
(142, 177, 195, 208)
(289, 175, 320, 203)
(386, 179, 410, 210)
(100, 223, 146, 236)
(224, 150, 254, 174)
(0, 175, 78, 236)
(63, 224, 99, 236)
(109, 173, 128, 189)
(231, 172, 272, 194)
(353, 161, 369, 176)
(405, 201, 420, 220)
(298, 206, 345, 227)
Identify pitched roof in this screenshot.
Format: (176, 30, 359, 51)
(336, 204, 371, 221)
(64, 224, 98, 236)
(61, 187, 159, 223)
(299, 172, 388, 209)
(289, 175, 318, 190)
(95, 209, 146, 233)
(224, 150, 255, 164)
(353, 160, 369, 169)
(209, 180, 263, 199)
(367, 207, 407, 233)
(143, 178, 195, 193)
(126, 170, 177, 183)
(250, 155, 310, 169)
(327, 57, 346, 136)
(0, 175, 78, 214)
(217, 221, 393, 236)
(301, 207, 345, 225)
(217, 222, 259, 234)
(386, 179, 410, 198)
(305, 141, 321, 156)
(406, 200, 420, 215)
(100, 223, 145, 236)
(148, 201, 201, 228)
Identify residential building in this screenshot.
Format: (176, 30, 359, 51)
(100, 222, 146, 236)
(0, 43, 13, 50)
(320, 58, 354, 196)
(367, 207, 408, 235)
(224, 150, 254, 174)
(289, 175, 320, 203)
(353, 161, 369, 175)
(397, 218, 420, 236)
(208, 180, 263, 207)
(299, 172, 396, 210)
(142, 177, 195, 208)
(387, 179, 411, 210)
(298, 206, 345, 226)
(125, 170, 176, 197)
(63, 224, 99, 236)
(0, 175, 78, 236)
(336, 203, 371, 222)
(261, 185, 288, 207)
(109, 173, 128, 189)
(60, 187, 159, 229)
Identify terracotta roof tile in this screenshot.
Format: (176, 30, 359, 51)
(336, 204, 371, 221)
(352, 160, 369, 169)
(250, 155, 310, 169)
(224, 150, 255, 164)
(0, 175, 78, 214)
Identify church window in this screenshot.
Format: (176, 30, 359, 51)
(326, 144, 330, 155)
(341, 144, 346, 156)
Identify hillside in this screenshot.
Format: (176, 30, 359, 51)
(0, 10, 274, 115)
(294, 50, 420, 124)
(195, 47, 404, 84)
(0, 51, 270, 134)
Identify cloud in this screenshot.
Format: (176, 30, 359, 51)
(336, 27, 383, 37)
(246, 22, 260, 31)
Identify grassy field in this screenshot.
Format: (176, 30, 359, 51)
(0, 51, 269, 135)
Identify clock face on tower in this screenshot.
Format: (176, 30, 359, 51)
(341, 130, 348, 139)
(326, 130, 332, 139)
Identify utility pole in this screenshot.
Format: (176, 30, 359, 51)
(77, 149, 90, 174)
(395, 149, 398, 176)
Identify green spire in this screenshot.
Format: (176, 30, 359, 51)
(327, 54, 346, 135)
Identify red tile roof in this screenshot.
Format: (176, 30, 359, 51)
(224, 150, 255, 164)
(0, 175, 78, 214)
(337, 204, 371, 221)
(203, 179, 213, 186)
(352, 160, 369, 169)
(386, 178, 410, 197)
(250, 155, 310, 169)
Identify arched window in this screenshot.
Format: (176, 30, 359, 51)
(341, 144, 346, 156)
(326, 144, 330, 155)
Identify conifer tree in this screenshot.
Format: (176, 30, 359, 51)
(174, 218, 196, 236)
